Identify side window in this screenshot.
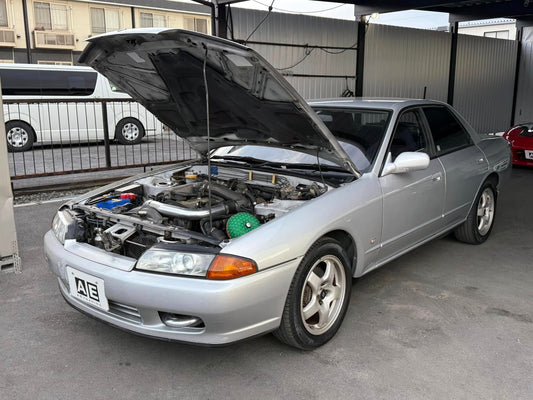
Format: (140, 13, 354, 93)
(423, 107, 472, 155)
(390, 110, 426, 160)
(0, 69, 97, 96)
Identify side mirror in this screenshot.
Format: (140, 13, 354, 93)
(382, 152, 430, 176)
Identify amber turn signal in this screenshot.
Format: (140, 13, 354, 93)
(206, 255, 257, 280)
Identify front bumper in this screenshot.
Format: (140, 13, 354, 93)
(44, 230, 301, 345)
(511, 147, 533, 167)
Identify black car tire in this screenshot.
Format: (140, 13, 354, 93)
(274, 237, 352, 350)
(6, 121, 35, 152)
(115, 118, 144, 145)
(454, 180, 497, 244)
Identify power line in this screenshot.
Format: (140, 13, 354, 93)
(244, 0, 275, 44)
(276, 47, 315, 70)
(251, 0, 346, 14)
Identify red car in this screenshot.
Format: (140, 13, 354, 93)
(502, 123, 533, 166)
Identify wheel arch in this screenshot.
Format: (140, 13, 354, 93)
(319, 230, 357, 276)
(486, 172, 499, 188)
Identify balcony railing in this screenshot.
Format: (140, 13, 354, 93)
(34, 31, 75, 49)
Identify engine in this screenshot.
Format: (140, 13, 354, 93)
(71, 165, 328, 258)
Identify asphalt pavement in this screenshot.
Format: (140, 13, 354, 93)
(1, 167, 532, 400)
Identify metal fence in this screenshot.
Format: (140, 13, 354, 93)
(5, 98, 196, 179)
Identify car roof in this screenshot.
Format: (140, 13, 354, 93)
(0, 63, 94, 72)
(309, 98, 447, 112)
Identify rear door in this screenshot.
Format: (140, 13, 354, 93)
(421, 106, 488, 228)
(378, 108, 445, 261)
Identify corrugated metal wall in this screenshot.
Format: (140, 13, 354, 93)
(230, 8, 357, 99)
(453, 35, 517, 133)
(229, 10, 521, 133)
(514, 40, 533, 124)
(363, 24, 451, 101)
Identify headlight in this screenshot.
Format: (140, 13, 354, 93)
(51, 210, 76, 244)
(136, 249, 216, 277)
(136, 250, 258, 279)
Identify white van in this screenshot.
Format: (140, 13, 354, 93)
(0, 64, 163, 152)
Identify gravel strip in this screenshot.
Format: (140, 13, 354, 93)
(14, 188, 99, 205)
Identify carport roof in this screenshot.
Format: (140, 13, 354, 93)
(212, 1, 533, 22)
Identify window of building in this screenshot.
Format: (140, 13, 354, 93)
(90, 8, 119, 34)
(37, 60, 73, 65)
(34, 2, 68, 31)
(0, 0, 9, 27)
(184, 17, 208, 33)
(484, 30, 509, 39)
(140, 12, 166, 28)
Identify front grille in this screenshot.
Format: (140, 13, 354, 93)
(515, 149, 525, 161)
(108, 300, 142, 324)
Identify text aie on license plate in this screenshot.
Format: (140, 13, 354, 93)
(66, 267, 109, 311)
(525, 150, 533, 160)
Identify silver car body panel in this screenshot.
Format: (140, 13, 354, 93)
(45, 230, 302, 344)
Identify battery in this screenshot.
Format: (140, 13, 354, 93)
(96, 198, 131, 210)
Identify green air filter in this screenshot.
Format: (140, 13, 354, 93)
(226, 212, 261, 239)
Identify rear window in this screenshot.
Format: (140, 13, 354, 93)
(423, 106, 472, 155)
(0, 69, 97, 96)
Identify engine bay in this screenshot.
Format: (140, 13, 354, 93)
(68, 164, 329, 258)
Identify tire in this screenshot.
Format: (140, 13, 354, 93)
(274, 237, 352, 350)
(6, 121, 35, 152)
(454, 180, 497, 244)
(115, 118, 144, 145)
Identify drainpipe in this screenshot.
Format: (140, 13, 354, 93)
(21, 0, 32, 63)
(131, 7, 135, 28)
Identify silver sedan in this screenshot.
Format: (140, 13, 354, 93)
(45, 29, 511, 349)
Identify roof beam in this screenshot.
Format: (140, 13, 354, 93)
(446, 0, 533, 22)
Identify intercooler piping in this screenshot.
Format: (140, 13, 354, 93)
(144, 199, 229, 220)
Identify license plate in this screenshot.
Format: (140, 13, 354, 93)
(66, 267, 109, 311)
(525, 150, 533, 160)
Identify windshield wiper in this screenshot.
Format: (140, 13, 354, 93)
(211, 155, 352, 173)
(210, 155, 279, 166)
(278, 163, 351, 173)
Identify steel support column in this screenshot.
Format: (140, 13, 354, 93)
(447, 21, 459, 106)
(216, 4, 228, 39)
(355, 18, 366, 97)
(510, 26, 524, 126)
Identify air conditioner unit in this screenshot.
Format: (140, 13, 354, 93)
(34, 31, 75, 49)
(0, 29, 16, 46)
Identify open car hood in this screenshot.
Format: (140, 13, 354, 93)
(80, 29, 359, 176)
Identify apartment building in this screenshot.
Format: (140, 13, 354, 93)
(0, 0, 211, 64)
(458, 18, 516, 40)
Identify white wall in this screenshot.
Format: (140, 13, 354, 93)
(0, 80, 20, 272)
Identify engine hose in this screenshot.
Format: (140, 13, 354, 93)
(144, 199, 230, 220)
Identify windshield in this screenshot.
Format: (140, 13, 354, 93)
(211, 108, 391, 173)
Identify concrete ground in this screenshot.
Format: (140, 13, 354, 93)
(1, 168, 532, 400)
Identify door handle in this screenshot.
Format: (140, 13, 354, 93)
(431, 173, 442, 182)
